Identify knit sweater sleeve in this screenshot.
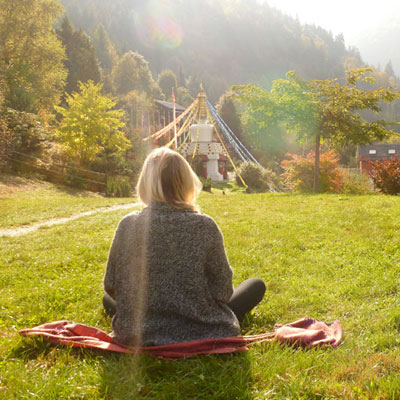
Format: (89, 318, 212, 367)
(204, 220, 234, 304)
(104, 217, 129, 299)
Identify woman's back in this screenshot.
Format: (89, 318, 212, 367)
(104, 202, 240, 346)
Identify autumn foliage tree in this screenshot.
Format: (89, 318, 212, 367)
(281, 150, 343, 193)
(56, 81, 130, 167)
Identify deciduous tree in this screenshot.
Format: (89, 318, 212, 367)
(0, 0, 66, 113)
(233, 69, 399, 192)
(176, 87, 194, 107)
(112, 51, 161, 97)
(56, 81, 130, 165)
(118, 90, 153, 131)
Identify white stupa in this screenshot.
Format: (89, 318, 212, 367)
(181, 121, 228, 182)
(180, 87, 228, 182)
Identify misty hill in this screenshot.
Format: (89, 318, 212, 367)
(353, 16, 400, 76)
(60, 0, 364, 101)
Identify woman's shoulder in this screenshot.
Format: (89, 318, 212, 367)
(188, 211, 221, 234)
(121, 210, 140, 221)
(117, 211, 140, 230)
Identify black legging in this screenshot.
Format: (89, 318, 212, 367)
(227, 278, 266, 321)
(103, 278, 266, 323)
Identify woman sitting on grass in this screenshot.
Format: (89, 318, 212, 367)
(103, 147, 266, 346)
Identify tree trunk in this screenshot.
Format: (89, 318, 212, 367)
(314, 134, 320, 193)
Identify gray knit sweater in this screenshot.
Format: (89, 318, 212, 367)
(104, 202, 240, 346)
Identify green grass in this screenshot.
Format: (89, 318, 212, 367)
(1, 190, 400, 399)
(210, 180, 246, 194)
(0, 175, 135, 228)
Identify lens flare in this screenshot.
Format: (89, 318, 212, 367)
(134, 0, 184, 49)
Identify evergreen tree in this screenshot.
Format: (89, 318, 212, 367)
(57, 16, 101, 95)
(186, 75, 201, 98)
(177, 65, 186, 88)
(92, 24, 118, 73)
(385, 60, 395, 78)
(157, 70, 178, 101)
(216, 92, 244, 142)
(101, 74, 115, 95)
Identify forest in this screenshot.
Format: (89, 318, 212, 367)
(61, 0, 364, 99)
(1, 0, 400, 194)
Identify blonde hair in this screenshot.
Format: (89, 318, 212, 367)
(136, 147, 202, 211)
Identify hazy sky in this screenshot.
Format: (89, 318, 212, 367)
(264, 0, 400, 45)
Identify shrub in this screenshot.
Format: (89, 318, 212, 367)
(0, 114, 12, 170)
(190, 157, 213, 192)
(0, 108, 50, 172)
(365, 156, 400, 195)
(340, 171, 374, 195)
(281, 150, 343, 193)
(191, 156, 204, 178)
(2, 108, 50, 154)
(106, 176, 132, 197)
(262, 167, 282, 191)
(235, 162, 279, 192)
(65, 167, 87, 190)
(200, 177, 212, 193)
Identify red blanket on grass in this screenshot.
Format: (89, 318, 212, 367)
(19, 318, 342, 360)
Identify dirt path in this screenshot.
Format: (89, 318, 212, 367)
(0, 202, 141, 238)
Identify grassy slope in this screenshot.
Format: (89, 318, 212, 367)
(1, 191, 400, 399)
(0, 175, 135, 228)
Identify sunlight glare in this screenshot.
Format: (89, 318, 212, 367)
(133, 0, 183, 49)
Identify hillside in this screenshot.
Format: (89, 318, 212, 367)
(353, 15, 400, 76)
(60, 0, 364, 101)
(0, 173, 134, 229)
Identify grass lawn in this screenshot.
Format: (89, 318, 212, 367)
(0, 174, 135, 228)
(1, 189, 400, 399)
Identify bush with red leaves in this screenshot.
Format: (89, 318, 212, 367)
(281, 150, 343, 193)
(365, 155, 400, 195)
